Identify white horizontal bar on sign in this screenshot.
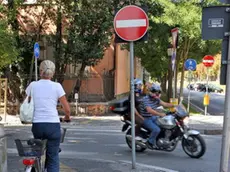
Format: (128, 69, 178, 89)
(116, 19, 146, 28)
(203, 60, 214, 63)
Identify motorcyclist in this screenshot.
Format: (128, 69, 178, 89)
(125, 78, 145, 141)
(139, 83, 174, 149)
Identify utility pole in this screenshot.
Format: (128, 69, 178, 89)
(220, 32, 230, 172)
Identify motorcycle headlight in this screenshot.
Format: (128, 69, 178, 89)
(183, 117, 189, 126)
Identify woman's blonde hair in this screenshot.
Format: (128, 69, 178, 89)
(39, 60, 55, 78)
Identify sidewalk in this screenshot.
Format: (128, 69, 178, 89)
(189, 115, 223, 135)
(0, 114, 223, 135)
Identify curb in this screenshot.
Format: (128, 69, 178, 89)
(197, 129, 223, 135)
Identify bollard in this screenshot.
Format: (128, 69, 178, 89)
(0, 124, 7, 172)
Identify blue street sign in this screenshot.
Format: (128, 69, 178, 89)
(34, 42, 40, 59)
(184, 59, 197, 71)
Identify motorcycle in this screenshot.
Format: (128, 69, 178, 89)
(109, 98, 206, 159)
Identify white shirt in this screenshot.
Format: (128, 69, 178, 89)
(26, 79, 65, 123)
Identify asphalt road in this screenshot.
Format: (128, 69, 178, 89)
(183, 88, 225, 116)
(5, 118, 230, 172)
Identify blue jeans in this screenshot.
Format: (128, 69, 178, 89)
(32, 123, 61, 172)
(143, 116, 161, 145)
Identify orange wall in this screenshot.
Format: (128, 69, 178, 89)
(83, 45, 115, 95)
(94, 45, 115, 72)
(62, 79, 74, 96)
(115, 44, 130, 96)
(114, 46, 143, 96)
(62, 43, 143, 99)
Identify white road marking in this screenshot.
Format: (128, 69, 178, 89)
(120, 160, 179, 172)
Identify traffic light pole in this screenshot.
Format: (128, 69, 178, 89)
(220, 34, 230, 172)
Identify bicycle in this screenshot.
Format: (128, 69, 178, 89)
(15, 119, 69, 172)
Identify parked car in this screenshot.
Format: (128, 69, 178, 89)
(209, 84, 224, 93)
(187, 84, 194, 90)
(202, 84, 215, 92)
(194, 83, 205, 91)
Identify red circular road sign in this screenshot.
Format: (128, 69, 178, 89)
(202, 55, 214, 67)
(114, 5, 149, 42)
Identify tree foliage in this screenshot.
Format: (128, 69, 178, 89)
(0, 20, 19, 68)
(0, 4, 19, 69)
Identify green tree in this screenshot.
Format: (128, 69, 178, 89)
(0, 20, 19, 68)
(63, 0, 114, 93)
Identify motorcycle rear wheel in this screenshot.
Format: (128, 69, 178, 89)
(182, 134, 206, 158)
(125, 128, 146, 152)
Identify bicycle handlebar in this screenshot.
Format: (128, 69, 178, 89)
(59, 117, 71, 123)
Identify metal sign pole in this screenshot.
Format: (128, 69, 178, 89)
(204, 68, 209, 116)
(35, 57, 38, 81)
(34, 42, 39, 81)
(187, 70, 191, 112)
(173, 68, 176, 99)
(172, 50, 176, 99)
(130, 41, 136, 169)
(220, 35, 230, 172)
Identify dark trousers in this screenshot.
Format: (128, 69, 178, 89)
(32, 123, 61, 172)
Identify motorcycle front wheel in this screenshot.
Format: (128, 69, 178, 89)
(125, 128, 146, 152)
(182, 134, 206, 159)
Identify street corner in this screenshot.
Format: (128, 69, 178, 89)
(60, 162, 78, 172)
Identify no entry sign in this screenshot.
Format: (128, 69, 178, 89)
(114, 5, 149, 42)
(203, 55, 214, 67)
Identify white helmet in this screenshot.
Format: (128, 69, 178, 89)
(150, 83, 162, 93)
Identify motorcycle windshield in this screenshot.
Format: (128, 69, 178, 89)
(175, 105, 188, 117)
